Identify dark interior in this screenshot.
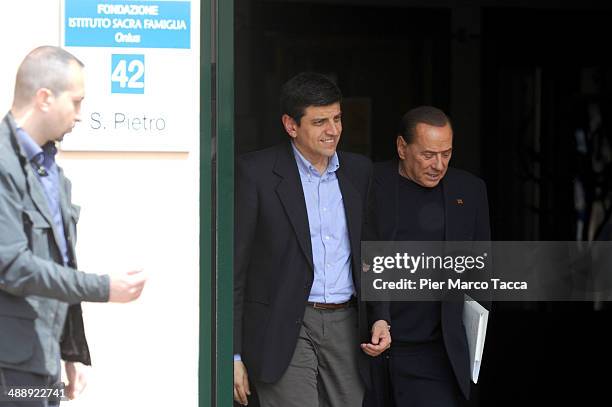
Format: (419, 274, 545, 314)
(235, 1, 612, 404)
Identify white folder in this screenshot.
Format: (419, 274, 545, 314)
(462, 295, 489, 384)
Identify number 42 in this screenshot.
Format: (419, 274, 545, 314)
(111, 59, 144, 89)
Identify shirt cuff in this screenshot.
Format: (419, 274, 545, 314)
(234, 354, 242, 361)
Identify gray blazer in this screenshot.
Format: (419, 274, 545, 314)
(0, 113, 109, 377)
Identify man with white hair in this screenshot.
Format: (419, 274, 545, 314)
(0, 46, 146, 406)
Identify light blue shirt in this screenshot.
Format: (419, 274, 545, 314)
(291, 143, 355, 304)
(16, 128, 70, 266)
(235, 144, 356, 362)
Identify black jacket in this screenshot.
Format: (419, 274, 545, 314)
(366, 160, 491, 399)
(234, 142, 389, 385)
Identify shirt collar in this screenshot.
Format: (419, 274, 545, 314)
(16, 127, 43, 165)
(15, 127, 57, 168)
(291, 142, 340, 179)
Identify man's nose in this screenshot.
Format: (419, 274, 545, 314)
(432, 154, 444, 170)
(326, 121, 340, 136)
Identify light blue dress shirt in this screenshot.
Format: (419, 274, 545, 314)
(235, 144, 356, 362)
(291, 143, 355, 304)
(16, 128, 70, 266)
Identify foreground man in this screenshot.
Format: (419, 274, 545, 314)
(366, 106, 491, 407)
(0, 46, 146, 406)
(233, 72, 391, 407)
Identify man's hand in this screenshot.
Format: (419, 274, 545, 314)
(108, 269, 146, 303)
(64, 362, 88, 400)
(234, 360, 251, 406)
(360, 319, 391, 357)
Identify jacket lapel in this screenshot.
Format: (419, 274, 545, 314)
(7, 115, 53, 228)
(26, 160, 70, 259)
(442, 176, 451, 240)
(336, 159, 362, 280)
(24, 165, 55, 225)
(442, 170, 469, 241)
(384, 161, 399, 240)
(58, 169, 78, 266)
(274, 144, 314, 271)
(6, 115, 68, 256)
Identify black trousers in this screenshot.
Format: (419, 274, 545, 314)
(0, 367, 61, 407)
(364, 342, 465, 407)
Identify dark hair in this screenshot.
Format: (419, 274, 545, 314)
(398, 106, 451, 144)
(280, 72, 342, 124)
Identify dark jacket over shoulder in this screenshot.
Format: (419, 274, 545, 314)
(367, 161, 490, 243)
(366, 160, 491, 399)
(0, 113, 109, 376)
(234, 142, 389, 385)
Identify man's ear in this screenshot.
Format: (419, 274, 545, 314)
(35, 88, 53, 113)
(282, 114, 298, 139)
(396, 135, 407, 160)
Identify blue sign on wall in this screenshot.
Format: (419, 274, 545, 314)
(65, 0, 190, 49)
(111, 54, 145, 94)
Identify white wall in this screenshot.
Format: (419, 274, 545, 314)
(0, 2, 200, 406)
(1, 1, 61, 110)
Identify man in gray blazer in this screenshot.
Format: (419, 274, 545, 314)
(0, 46, 146, 406)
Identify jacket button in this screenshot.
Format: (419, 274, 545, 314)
(295, 319, 301, 325)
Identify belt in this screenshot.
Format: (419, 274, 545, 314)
(307, 299, 354, 310)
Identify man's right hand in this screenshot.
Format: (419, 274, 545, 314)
(108, 270, 146, 303)
(234, 360, 251, 406)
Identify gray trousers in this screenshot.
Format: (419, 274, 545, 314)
(255, 305, 364, 407)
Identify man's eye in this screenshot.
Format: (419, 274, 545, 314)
(443, 152, 451, 158)
(423, 154, 434, 159)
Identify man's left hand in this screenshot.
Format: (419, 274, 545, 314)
(360, 319, 391, 357)
(65, 362, 88, 400)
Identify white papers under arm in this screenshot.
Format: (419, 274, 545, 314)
(462, 295, 489, 384)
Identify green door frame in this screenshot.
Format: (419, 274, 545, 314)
(200, 0, 234, 406)
(199, 0, 212, 405)
(215, 0, 234, 405)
